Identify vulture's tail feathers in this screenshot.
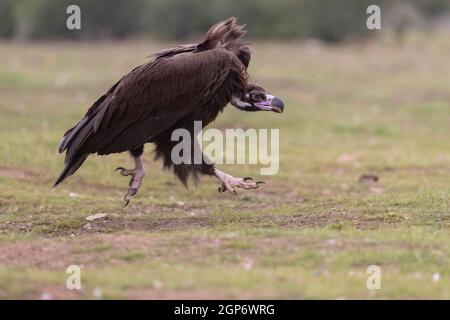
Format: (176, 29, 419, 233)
(53, 153, 88, 188)
(55, 115, 96, 187)
(54, 73, 118, 188)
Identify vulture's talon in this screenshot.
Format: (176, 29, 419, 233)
(215, 169, 263, 196)
(123, 188, 138, 207)
(116, 162, 145, 207)
(115, 167, 131, 177)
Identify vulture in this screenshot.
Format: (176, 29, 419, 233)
(54, 18, 284, 206)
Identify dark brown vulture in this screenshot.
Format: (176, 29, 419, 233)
(54, 18, 284, 206)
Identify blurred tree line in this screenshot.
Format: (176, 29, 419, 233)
(0, 0, 449, 41)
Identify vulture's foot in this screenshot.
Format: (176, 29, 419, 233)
(115, 154, 145, 207)
(214, 169, 264, 195)
(115, 167, 145, 207)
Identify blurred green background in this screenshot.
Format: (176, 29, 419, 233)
(1, 0, 450, 41)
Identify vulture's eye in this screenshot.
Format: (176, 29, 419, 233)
(249, 91, 265, 102)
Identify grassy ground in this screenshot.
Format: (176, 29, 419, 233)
(0, 33, 449, 299)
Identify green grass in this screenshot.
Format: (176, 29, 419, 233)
(0, 33, 449, 299)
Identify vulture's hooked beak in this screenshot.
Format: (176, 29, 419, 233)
(253, 94, 284, 113)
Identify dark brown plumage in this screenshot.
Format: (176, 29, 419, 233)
(54, 18, 284, 205)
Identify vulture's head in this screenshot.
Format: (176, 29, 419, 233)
(232, 88, 284, 114)
(198, 17, 285, 114)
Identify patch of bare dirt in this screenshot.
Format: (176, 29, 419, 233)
(1, 205, 389, 238)
(243, 211, 391, 230)
(70, 215, 215, 236)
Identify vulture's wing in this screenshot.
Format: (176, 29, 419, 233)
(54, 48, 244, 186)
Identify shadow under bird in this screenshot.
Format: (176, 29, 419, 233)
(54, 17, 285, 206)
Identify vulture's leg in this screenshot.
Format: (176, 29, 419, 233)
(214, 168, 264, 195)
(115, 146, 145, 207)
